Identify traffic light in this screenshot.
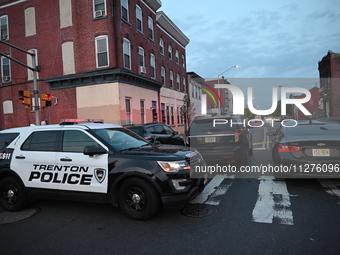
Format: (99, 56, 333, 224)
(18, 90, 32, 109)
(40, 93, 52, 108)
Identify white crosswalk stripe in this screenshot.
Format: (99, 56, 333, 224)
(252, 176, 293, 225)
(319, 179, 340, 205)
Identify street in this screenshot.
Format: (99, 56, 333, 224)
(1, 124, 340, 255)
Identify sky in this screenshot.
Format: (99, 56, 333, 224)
(159, 0, 340, 109)
(160, 0, 340, 79)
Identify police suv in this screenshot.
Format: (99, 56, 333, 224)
(0, 119, 206, 220)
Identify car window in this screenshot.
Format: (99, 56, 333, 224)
(163, 125, 174, 135)
(21, 130, 60, 151)
(128, 126, 145, 136)
(146, 126, 155, 133)
(63, 130, 101, 153)
(0, 132, 19, 150)
(91, 128, 148, 151)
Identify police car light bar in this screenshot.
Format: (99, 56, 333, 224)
(60, 119, 104, 125)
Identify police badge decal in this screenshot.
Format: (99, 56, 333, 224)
(94, 168, 106, 183)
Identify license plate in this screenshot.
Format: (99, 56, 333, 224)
(205, 136, 216, 143)
(312, 149, 330, 157)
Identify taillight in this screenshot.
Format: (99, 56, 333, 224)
(278, 144, 302, 152)
(234, 132, 241, 142)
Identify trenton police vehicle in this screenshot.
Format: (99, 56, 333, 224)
(0, 119, 206, 220)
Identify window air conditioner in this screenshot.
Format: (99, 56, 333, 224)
(140, 66, 146, 74)
(95, 10, 105, 18)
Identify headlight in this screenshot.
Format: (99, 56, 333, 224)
(157, 160, 190, 173)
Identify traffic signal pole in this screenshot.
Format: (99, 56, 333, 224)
(0, 41, 40, 125)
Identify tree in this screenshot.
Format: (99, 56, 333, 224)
(180, 94, 195, 134)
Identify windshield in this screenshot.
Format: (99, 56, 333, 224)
(189, 119, 235, 133)
(91, 128, 150, 152)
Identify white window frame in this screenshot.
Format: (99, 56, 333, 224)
(148, 17, 154, 40)
(95, 35, 109, 68)
(138, 47, 145, 67)
(0, 15, 9, 41)
(169, 70, 173, 88)
(176, 74, 180, 91)
(159, 38, 164, 55)
(123, 38, 131, 69)
(161, 66, 165, 85)
(150, 54, 155, 78)
(121, 0, 129, 21)
(168, 45, 172, 60)
(125, 97, 132, 125)
(136, 5, 142, 32)
(175, 50, 179, 64)
(183, 77, 186, 92)
(1, 56, 11, 83)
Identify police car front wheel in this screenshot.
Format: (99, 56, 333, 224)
(0, 176, 29, 211)
(119, 178, 160, 220)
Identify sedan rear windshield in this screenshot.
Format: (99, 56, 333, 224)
(189, 119, 236, 133)
(286, 123, 340, 136)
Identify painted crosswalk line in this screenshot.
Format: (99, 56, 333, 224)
(252, 176, 293, 225)
(190, 175, 234, 205)
(319, 179, 340, 205)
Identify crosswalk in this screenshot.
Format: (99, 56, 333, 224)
(190, 175, 340, 225)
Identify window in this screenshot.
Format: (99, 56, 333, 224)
(168, 45, 172, 60)
(136, 5, 142, 32)
(140, 100, 145, 124)
(169, 70, 173, 88)
(25, 7, 36, 37)
(138, 47, 145, 67)
(177, 106, 180, 124)
(182, 54, 185, 68)
(63, 130, 100, 153)
(1, 56, 10, 83)
(148, 17, 153, 40)
(183, 77, 186, 92)
(175, 50, 179, 64)
(121, 0, 129, 21)
(176, 74, 180, 91)
(161, 66, 165, 85)
(159, 38, 164, 55)
(93, 0, 106, 18)
(123, 38, 131, 69)
(0, 15, 8, 40)
(150, 54, 155, 78)
(126, 98, 132, 124)
(0, 133, 19, 150)
(21, 131, 60, 151)
(95, 36, 109, 68)
(161, 103, 165, 124)
(166, 105, 170, 125)
(170, 106, 174, 125)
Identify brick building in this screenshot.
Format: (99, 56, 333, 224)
(318, 50, 340, 117)
(0, 0, 189, 132)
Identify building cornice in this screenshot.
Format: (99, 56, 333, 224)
(45, 69, 163, 92)
(156, 11, 189, 47)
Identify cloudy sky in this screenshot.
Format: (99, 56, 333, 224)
(160, 0, 340, 80)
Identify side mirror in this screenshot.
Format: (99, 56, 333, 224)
(174, 131, 178, 135)
(83, 145, 107, 156)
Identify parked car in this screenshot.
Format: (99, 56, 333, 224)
(0, 119, 206, 220)
(317, 117, 340, 124)
(270, 119, 340, 178)
(186, 115, 253, 165)
(124, 123, 185, 146)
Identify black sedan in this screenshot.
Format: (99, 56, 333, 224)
(124, 123, 185, 146)
(270, 120, 340, 178)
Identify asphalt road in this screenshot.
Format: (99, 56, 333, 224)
(1, 123, 340, 255)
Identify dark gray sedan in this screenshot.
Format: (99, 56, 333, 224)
(270, 120, 340, 178)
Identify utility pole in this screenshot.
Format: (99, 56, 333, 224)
(0, 40, 40, 125)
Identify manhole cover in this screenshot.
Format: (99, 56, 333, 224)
(181, 204, 217, 218)
(0, 208, 40, 225)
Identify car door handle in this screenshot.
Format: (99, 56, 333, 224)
(60, 157, 72, 162)
(15, 155, 25, 159)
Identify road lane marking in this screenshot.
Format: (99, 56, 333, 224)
(190, 175, 234, 205)
(252, 176, 293, 225)
(319, 180, 340, 205)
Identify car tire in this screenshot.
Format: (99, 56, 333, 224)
(0, 176, 29, 211)
(119, 177, 160, 220)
